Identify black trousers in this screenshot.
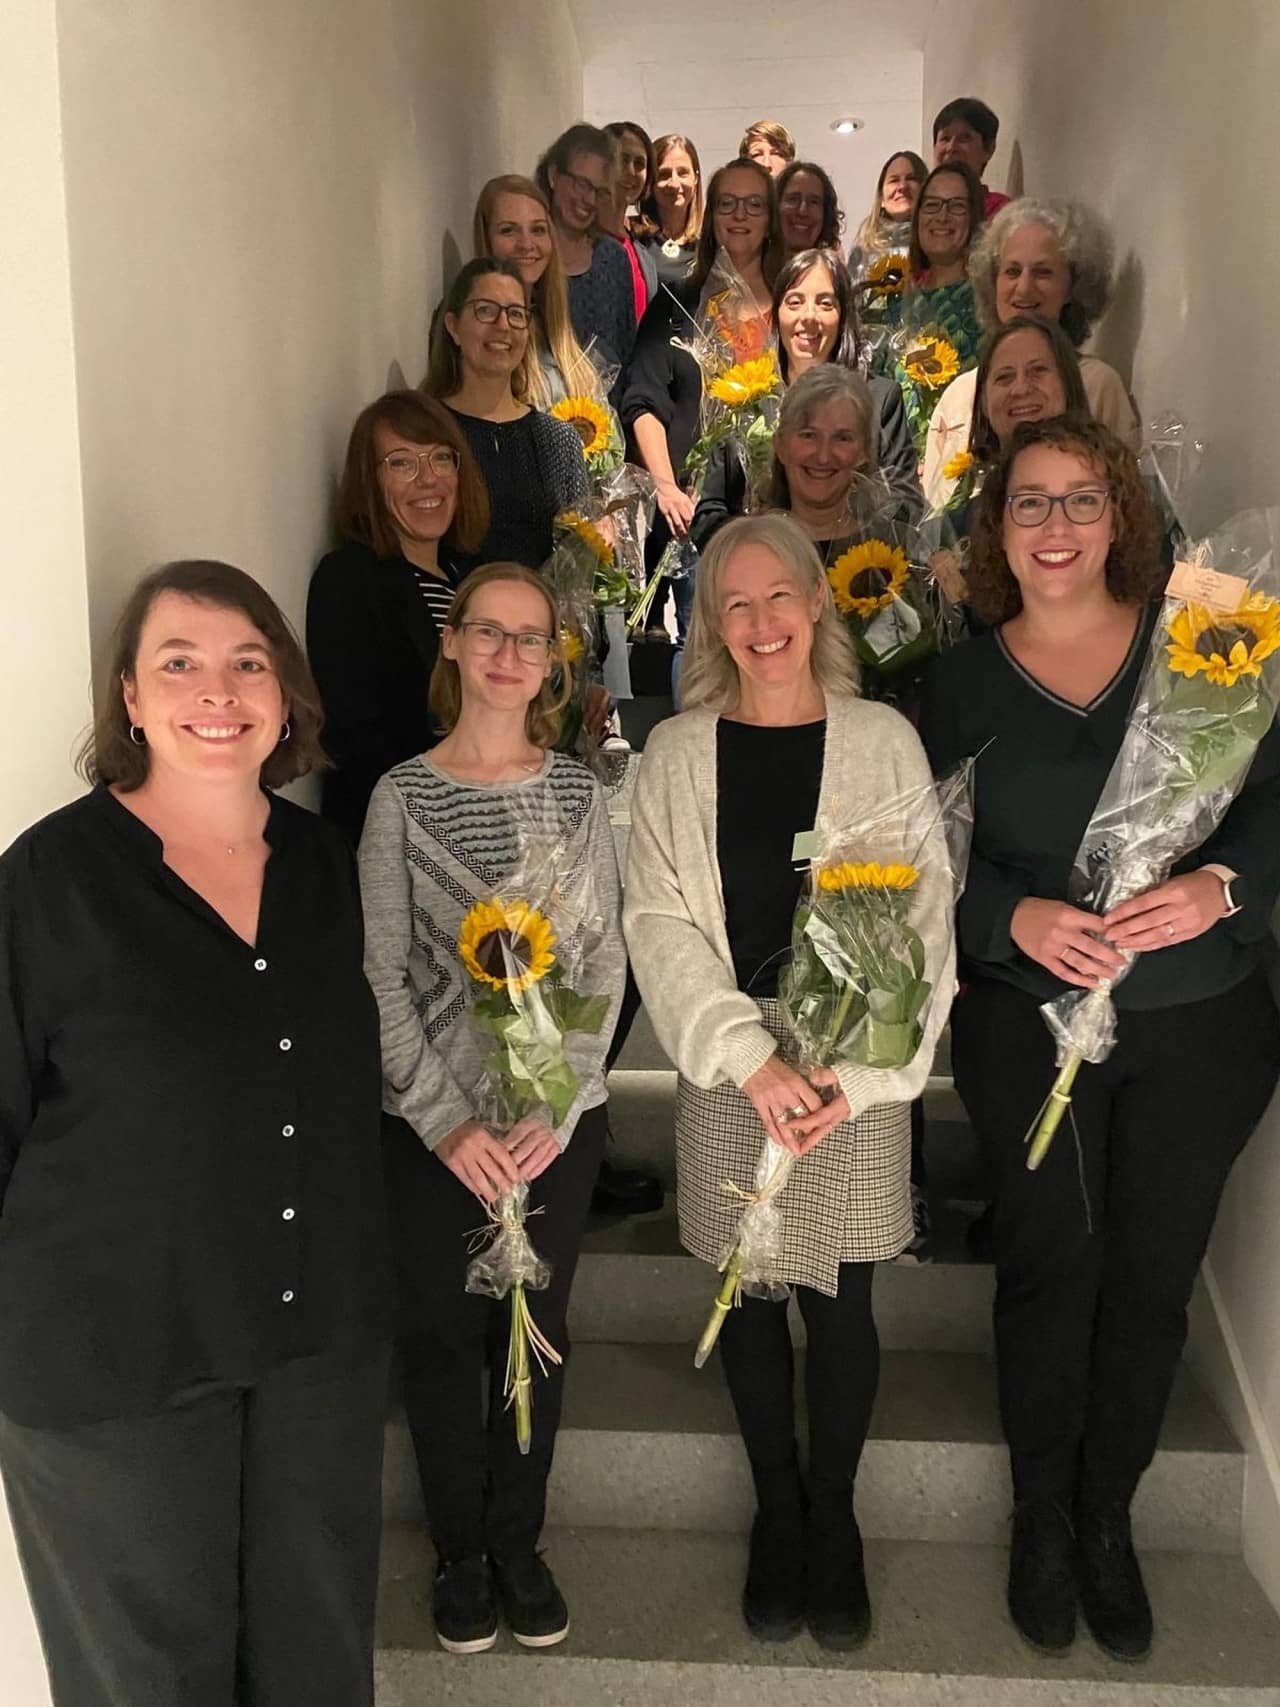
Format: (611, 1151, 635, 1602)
(382, 1104, 606, 1563)
(0, 1348, 390, 1707)
(952, 971, 1280, 1506)
(719, 1261, 879, 1503)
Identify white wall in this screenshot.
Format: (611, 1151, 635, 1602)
(584, 51, 922, 261)
(54, 0, 583, 659)
(0, 0, 582, 1687)
(924, 0, 1280, 1611)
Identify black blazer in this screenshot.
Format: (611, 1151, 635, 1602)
(688, 376, 925, 552)
(306, 542, 454, 844)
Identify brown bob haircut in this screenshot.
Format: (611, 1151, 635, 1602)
(968, 316, 1090, 463)
(908, 160, 985, 278)
(967, 415, 1164, 625)
(739, 119, 796, 163)
(77, 560, 326, 792)
(428, 563, 571, 749)
(335, 389, 489, 561)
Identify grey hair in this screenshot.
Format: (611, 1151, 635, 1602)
(764, 365, 873, 510)
(968, 197, 1115, 346)
(681, 513, 860, 712)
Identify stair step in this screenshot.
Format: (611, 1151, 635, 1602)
(382, 1344, 1241, 1552)
(571, 1203, 995, 1349)
(375, 1522, 1280, 1705)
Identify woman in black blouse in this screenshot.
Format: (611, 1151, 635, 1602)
(422, 257, 588, 573)
(307, 389, 489, 843)
(920, 418, 1280, 1662)
(639, 133, 703, 292)
(0, 561, 391, 1707)
(622, 156, 781, 635)
(689, 248, 922, 550)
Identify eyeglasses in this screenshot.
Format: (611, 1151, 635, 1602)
(1006, 489, 1111, 527)
(714, 193, 768, 217)
(920, 196, 970, 218)
(379, 447, 459, 482)
(455, 620, 553, 662)
(558, 168, 612, 204)
(465, 298, 530, 330)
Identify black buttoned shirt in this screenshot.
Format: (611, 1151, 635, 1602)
(0, 786, 390, 1427)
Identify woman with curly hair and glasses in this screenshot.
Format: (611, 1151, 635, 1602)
(923, 198, 1140, 507)
(919, 416, 1280, 1664)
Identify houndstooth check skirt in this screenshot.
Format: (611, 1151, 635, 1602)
(674, 999, 912, 1297)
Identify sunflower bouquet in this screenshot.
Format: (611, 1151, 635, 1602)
(889, 291, 981, 461)
(1026, 510, 1280, 1170)
(694, 769, 973, 1367)
(853, 247, 910, 373)
(823, 479, 943, 698)
(629, 259, 781, 634)
(459, 810, 613, 1448)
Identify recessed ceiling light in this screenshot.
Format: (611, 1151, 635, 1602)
(829, 116, 865, 135)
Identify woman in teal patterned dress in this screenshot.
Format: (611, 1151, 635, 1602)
(877, 161, 985, 464)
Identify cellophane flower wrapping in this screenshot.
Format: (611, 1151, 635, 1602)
(1140, 411, 1205, 562)
(1027, 509, 1280, 1167)
(633, 258, 780, 634)
(888, 290, 982, 461)
(460, 794, 613, 1440)
(694, 764, 973, 1368)
(850, 236, 910, 375)
(778, 768, 974, 1076)
(822, 476, 956, 704)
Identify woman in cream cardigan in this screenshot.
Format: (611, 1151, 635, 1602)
(623, 513, 955, 1651)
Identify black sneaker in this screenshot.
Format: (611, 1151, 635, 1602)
(590, 1153, 663, 1218)
(494, 1551, 570, 1648)
(1076, 1498, 1153, 1661)
(1008, 1498, 1077, 1651)
(805, 1507, 871, 1650)
(895, 1183, 932, 1265)
(742, 1507, 806, 1641)
(432, 1555, 498, 1654)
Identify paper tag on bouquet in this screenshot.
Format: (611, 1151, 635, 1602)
(862, 597, 922, 663)
(1167, 556, 1248, 612)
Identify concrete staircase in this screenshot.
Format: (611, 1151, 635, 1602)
(373, 1005, 1280, 1702)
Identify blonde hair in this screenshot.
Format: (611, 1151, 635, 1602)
(740, 119, 796, 163)
(680, 514, 859, 711)
(429, 563, 572, 747)
(472, 176, 598, 410)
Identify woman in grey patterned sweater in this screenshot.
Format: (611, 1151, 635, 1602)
(359, 564, 625, 1657)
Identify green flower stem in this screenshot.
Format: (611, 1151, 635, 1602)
(694, 1249, 742, 1370)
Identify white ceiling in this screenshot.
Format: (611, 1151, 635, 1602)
(567, 0, 939, 60)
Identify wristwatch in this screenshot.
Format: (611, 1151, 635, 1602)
(1202, 862, 1243, 917)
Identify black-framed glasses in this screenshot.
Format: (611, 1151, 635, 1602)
(455, 620, 553, 662)
(379, 447, 459, 482)
(557, 167, 612, 204)
(920, 196, 970, 218)
(465, 298, 530, 330)
(714, 193, 768, 217)
(1006, 489, 1111, 527)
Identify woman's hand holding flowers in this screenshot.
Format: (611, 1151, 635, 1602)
(1010, 897, 1127, 989)
(743, 1053, 839, 1155)
(437, 1119, 523, 1201)
(505, 1112, 561, 1183)
(1103, 869, 1228, 952)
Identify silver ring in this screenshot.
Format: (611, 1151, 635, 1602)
(782, 1105, 807, 1122)
(1166, 923, 1175, 938)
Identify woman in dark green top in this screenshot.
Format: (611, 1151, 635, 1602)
(920, 417, 1280, 1663)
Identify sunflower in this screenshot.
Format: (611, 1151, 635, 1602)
(827, 539, 911, 618)
(901, 334, 961, 391)
(942, 449, 974, 482)
(707, 352, 780, 408)
(864, 252, 908, 295)
(556, 508, 615, 567)
(1166, 594, 1280, 687)
(551, 395, 612, 459)
(817, 861, 919, 893)
(559, 628, 584, 665)
(458, 898, 557, 994)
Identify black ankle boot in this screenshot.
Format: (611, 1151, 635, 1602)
(1008, 1497, 1077, 1651)
(1076, 1496, 1152, 1661)
(742, 1467, 806, 1641)
(805, 1495, 871, 1651)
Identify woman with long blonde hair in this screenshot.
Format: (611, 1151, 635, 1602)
(473, 175, 599, 411)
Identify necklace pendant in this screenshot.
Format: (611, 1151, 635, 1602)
(662, 239, 681, 260)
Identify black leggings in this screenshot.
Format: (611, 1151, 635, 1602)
(381, 1105, 606, 1562)
(719, 1261, 879, 1503)
(952, 971, 1280, 1506)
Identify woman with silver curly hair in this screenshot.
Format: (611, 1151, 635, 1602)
(922, 198, 1139, 506)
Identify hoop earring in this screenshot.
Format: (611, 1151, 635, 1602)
(278, 722, 291, 744)
(129, 725, 146, 746)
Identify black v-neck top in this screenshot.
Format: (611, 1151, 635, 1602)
(919, 605, 1280, 1009)
(0, 786, 390, 1426)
